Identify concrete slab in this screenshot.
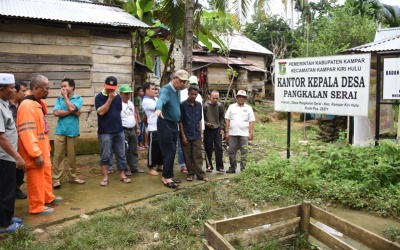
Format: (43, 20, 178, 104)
(14, 166, 235, 228)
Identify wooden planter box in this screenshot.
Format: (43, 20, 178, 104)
(204, 201, 400, 250)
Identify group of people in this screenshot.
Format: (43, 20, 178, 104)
(0, 69, 255, 233)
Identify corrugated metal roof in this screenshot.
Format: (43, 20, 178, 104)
(374, 27, 400, 42)
(192, 55, 255, 65)
(240, 65, 268, 72)
(0, 0, 149, 28)
(345, 34, 400, 52)
(200, 34, 273, 55)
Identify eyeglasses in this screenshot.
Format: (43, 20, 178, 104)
(37, 86, 50, 92)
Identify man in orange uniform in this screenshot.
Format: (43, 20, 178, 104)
(17, 75, 61, 215)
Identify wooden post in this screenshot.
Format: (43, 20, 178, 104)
(300, 201, 311, 239)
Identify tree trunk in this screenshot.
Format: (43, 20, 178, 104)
(160, 37, 175, 86)
(183, 0, 194, 73)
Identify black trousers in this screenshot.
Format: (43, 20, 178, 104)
(204, 128, 224, 170)
(0, 159, 16, 228)
(148, 131, 163, 167)
(16, 168, 24, 187)
(157, 119, 178, 179)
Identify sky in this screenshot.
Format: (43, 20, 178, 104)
(270, 0, 400, 17)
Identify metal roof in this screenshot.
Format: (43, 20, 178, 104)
(200, 34, 273, 55)
(239, 65, 268, 72)
(345, 34, 400, 52)
(0, 0, 149, 28)
(374, 27, 400, 42)
(192, 55, 256, 65)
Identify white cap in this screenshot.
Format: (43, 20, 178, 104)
(188, 75, 198, 85)
(237, 90, 247, 97)
(0, 73, 15, 84)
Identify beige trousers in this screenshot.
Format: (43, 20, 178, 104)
(52, 135, 79, 182)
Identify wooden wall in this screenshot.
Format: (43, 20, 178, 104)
(245, 54, 266, 69)
(205, 65, 236, 91)
(0, 20, 134, 139)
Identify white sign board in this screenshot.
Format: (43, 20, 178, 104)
(383, 58, 400, 100)
(275, 54, 371, 117)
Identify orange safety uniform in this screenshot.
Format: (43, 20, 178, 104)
(17, 98, 55, 214)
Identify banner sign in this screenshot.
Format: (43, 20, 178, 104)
(383, 58, 400, 100)
(275, 54, 371, 117)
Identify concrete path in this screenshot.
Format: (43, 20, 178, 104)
(14, 166, 234, 228)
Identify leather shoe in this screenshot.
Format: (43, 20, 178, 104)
(226, 169, 236, 173)
(15, 188, 27, 199)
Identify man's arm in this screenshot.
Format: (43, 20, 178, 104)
(179, 122, 187, 145)
(249, 121, 254, 140)
(0, 133, 25, 169)
(97, 92, 116, 116)
(225, 119, 230, 140)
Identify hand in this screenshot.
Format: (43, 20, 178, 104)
(249, 132, 253, 141)
(152, 110, 163, 119)
(220, 129, 224, 135)
(74, 110, 81, 117)
(201, 134, 204, 142)
(15, 156, 25, 170)
(108, 91, 116, 100)
(136, 128, 140, 136)
(181, 137, 188, 145)
(34, 155, 44, 167)
(61, 88, 68, 97)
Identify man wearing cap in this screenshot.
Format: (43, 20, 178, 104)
(178, 75, 204, 174)
(153, 70, 188, 188)
(52, 78, 84, 189)
(9, 81, 28, 199)
(119, 84, 143, 175)
(18, 75, 60, 215)
(0, 73, 26, 232)
(95, 76, 131, 186)
(225, 90, 255, 173)
(204, 90, 225, 172)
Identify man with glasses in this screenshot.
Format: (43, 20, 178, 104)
(17, 75, 61, 215)
(153, 70, 188, 188)
(225, 90, 255, 174)
(52, 78, 84, 189)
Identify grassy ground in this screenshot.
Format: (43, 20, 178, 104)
(2, 101, 400, 249)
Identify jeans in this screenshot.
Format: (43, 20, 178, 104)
(98, 131, 127, 171)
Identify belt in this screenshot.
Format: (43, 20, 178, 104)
(123, 127, 134, 130)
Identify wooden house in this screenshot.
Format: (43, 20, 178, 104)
(193, 34, 273, 98)
(0, 0, 149, 139)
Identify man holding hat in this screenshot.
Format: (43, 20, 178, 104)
(225, 90, 255, 173)
(95, 76, 131, 186)
(153, 69, 188, 188)
(0, 73, 26, 232)
(119, 84, 143, 175)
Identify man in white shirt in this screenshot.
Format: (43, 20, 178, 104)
(119, 84, 143, 175)
(225, 90, 255, 173)
(142, 82, 163, 176)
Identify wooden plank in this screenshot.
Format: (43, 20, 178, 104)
(90, 29, 131, 40)
(214, 204, 301, 235)
(245, 55, 266, 69)
(204, 222, 235, 250)
(90, 72, 132, 84)
(92, 54, 132, 65)
(0, 31, 90, 46)
(92, 45, 132, 56)
(13, 72, 90, 83)
(0, 63, 90, 73)
(311, 205, 400, 250)
(300, 201, 311, 237)
(48, 88, 95, 97)
(0, 53, 92, 65)
(309, 222, 356, 250)
(203, 241, 215, 250)
(91, 63, 132, 74)
(0, 43, 91, 56)
(90, 36, 131, 48)
(0, 22, 89, 37)
(278, 234, 297, 246)
(45, 97, 94, 107)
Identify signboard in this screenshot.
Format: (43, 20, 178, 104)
(383, 58, 400, 100)
(275, 54, 371, 117)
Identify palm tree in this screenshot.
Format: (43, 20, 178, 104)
(381, 4, 400, 27)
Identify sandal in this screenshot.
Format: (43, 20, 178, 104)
(172, 178, 181, 183)
(164, 182, 178, 189)
(186, 176, 193, 181)
(107, 170, 114, 174)
(0, 222, 25, 233)
(53, 181, 61, 189)
(133, 169, 145, 173)
(100, 180, 109, 186)
(37, 207, 54, 215)
(180, 167, 188, 174)
(69, 179, 85, 184)
(217, 169, 225, 173)
(206, 169, 213, 172)
(120, 178, 131, 183)
(198, 177, 209, 182)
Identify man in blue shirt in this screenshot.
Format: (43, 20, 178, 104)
(179, 86, 207, 182)
(153, 70, 188, 188)
(52, 78, 84, 189)
(95, 76, 131, 186)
